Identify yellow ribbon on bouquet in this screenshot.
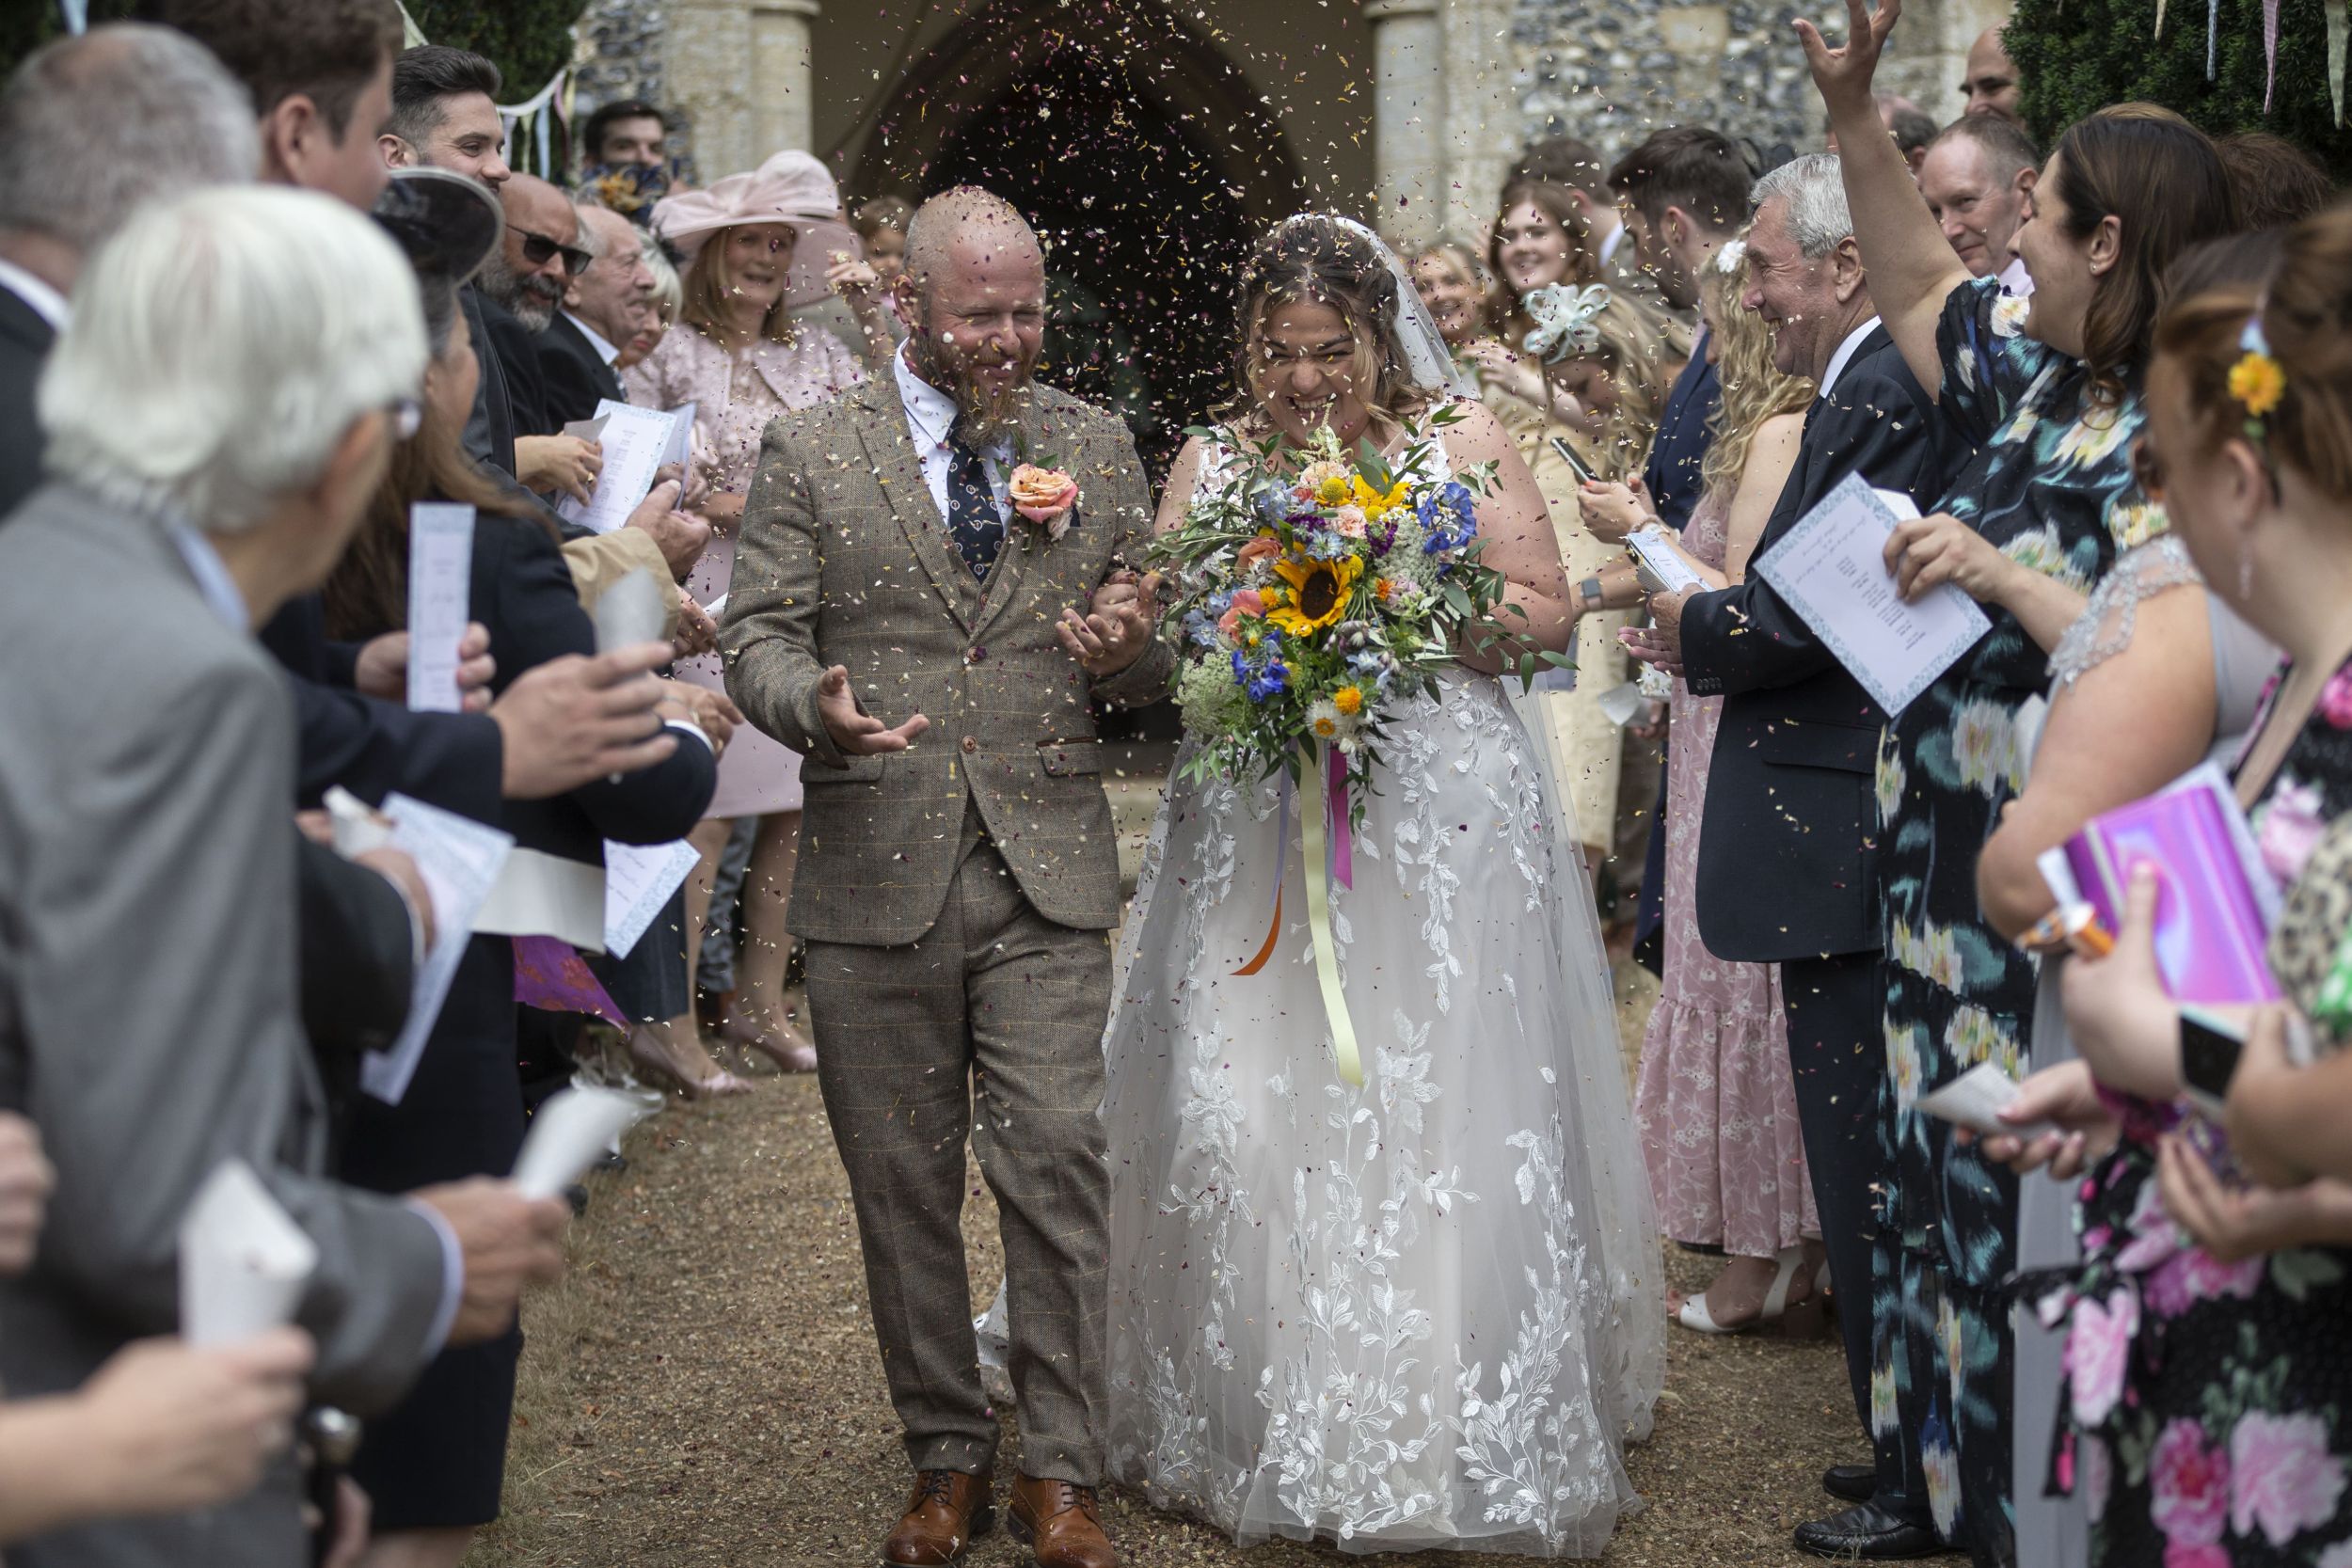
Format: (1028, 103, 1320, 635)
(1232, 746, 1363, 1086)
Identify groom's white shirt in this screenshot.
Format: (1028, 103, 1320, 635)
(894, 345, 1012, 528)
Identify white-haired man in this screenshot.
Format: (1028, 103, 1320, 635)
(723, 187, 1168, 1568)
(0, 186, 574, 1568)
(1630, 151, 1953, 1560)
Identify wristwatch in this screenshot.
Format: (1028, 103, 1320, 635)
(1579, 576, 1604, 610)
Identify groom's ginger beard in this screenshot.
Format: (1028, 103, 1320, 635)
(906, 297, 1039, 449)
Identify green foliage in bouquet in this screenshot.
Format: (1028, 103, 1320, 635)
(2006, 0, 2352, 181)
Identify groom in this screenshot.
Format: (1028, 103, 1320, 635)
(721, 187, 1169, 1568)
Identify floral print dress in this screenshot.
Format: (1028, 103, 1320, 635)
(2045, 654, 2352, 1568)
(1872, 277, 2154, 1564)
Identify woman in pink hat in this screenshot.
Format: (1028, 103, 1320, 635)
(625, 149, 889, 1077)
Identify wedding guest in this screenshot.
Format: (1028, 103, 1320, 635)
(580, 98, 669, 171)
(1591, 239, 1825, 1332)
(1407, 240, 1489, 358)
(322, 168, 717, 1568)
(1804, 3, 2237, 1554)
(174, 0, 691, 837)
(1626, 149, 1951, 1558)
(1473, 178, 1666, 880)
(539, 199, 653, 426)
(0, 1117, 324, 1549)
(1990, 203, 2352, 1568)
(1606, 125, 1755, 969)
(0, 23, 259, 515)
(1827, 92, 1937, 174)
(477, 173, 586, 449)
(1509, 135, 1681, 320)
(628, 150, 876, 1077)
(615, 235, 680, 372)
(1963, 24, 2025, 124)
(375, 44, 509, 192)
(2216, 131, 2337, 231)
(1608, 126, 1755, 530)
(1972, 232, 2281, 1568)
(0, 182, 569, 1568)
(852, 194, 914, 343)
(158, 0, 399, 211)
(1917, 116, 2039, 286)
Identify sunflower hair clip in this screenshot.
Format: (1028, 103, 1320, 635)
(2229, 314, 2285, 443)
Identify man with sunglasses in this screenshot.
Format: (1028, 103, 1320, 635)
(478, 173, 604, 499)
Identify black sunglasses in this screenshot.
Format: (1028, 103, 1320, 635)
(514, 225, 593, 277)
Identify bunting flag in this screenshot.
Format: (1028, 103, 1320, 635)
(2265, 0, 2283, 110)
(2329, 0, 2350, 124)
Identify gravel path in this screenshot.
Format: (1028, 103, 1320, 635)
(469, 974, 1865, 1568)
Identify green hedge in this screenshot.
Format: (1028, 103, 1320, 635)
(2, 3, 580, 98)
(402, 1, 582, 102)
(2007, 0, 2352, 180)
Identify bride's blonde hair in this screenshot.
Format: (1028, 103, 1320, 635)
(1219, 214, 1438, 442)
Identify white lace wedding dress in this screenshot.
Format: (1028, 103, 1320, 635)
(1100, 425, 1665, 1557)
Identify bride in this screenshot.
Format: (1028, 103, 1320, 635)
(1101, 214, 1664, 1556)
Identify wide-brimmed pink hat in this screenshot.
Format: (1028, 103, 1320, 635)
(650, 149, 861, 309)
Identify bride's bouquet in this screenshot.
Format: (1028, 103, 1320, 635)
(1150, 405, 1564, 813)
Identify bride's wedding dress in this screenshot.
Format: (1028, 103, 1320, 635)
(1100, 424, 1664, 1557)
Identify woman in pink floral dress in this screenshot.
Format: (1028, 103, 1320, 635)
(1588, 243, 1824, 1330)
(628, 150, 887, 1072)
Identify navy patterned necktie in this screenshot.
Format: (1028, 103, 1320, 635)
(945, 418, 1004, 580)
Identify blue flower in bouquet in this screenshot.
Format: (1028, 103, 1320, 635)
(1208, 587, 1235, 615)
(1416, 481, 1479, 553)
(1250, 480, 1292, 525)
(1184, 609, 1219, 648)
(1247, 661, 1290, 703)
(1304, 531, 1357, 562)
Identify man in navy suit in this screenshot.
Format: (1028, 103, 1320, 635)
(1607, 127, 1757, 968)
(1631, 153, 1956, 1561)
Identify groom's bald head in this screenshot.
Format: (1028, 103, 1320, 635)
(895, 186, 1047, 445)
(901, 186, 1041, 304)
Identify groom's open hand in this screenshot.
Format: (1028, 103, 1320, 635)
(1057, 570, 1162, 675)
(816, 665, 930, 757)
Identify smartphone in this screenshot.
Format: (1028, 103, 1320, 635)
(1548, 436, 1596, 485)
(2178, 1006, 2244, 1118)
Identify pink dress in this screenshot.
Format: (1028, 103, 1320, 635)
(625, 322, 866, 818)
(1632, 492, 1818, 1255)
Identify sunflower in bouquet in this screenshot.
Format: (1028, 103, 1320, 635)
(1150, 404, 1569, 816)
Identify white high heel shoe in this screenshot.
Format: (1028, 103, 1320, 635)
(1676, 1245, 1806, 1335)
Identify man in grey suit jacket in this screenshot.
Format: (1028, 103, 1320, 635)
(0, 185, 568, 1568)
(723, 188, 1169, 1568)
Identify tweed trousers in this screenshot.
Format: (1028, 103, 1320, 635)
(803, 805, 1114, 1484)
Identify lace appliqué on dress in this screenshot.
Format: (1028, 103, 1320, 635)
(2048, 534, 2203, 689)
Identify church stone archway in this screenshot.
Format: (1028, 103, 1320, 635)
(850, 0, 1312, 476)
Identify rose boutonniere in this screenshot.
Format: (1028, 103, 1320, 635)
(1009, 462, 1078, 544)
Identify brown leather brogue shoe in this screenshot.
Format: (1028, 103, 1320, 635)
(1008, 1474, 1118, 1568)
(882, 1469, 993, 1568)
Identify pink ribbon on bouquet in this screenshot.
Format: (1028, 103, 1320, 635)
(1327, 746, 1354, 891)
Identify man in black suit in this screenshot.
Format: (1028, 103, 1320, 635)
(1607, 125, 1758, 969)
(1632, 152, 1954, 1561)
(536, 200, 649, 426)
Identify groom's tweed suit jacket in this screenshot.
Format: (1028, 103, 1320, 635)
(721, 374, 1174, 946)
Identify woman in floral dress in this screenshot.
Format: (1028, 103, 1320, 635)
(1805, 7, 2238, 1557)
(1992, 205, 2352, 1568)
